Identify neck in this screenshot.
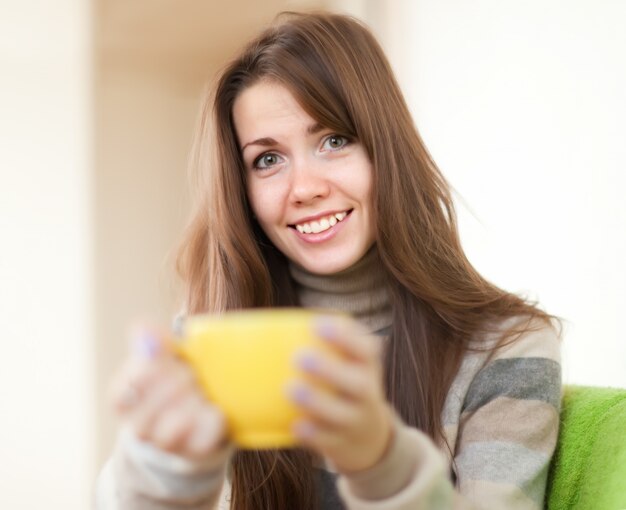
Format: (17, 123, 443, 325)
(288, 246, 392, 335)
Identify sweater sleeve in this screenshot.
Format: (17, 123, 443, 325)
(336, 320, 562, 510)
(94, 427, 232, 510)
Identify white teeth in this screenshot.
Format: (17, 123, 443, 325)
(294, 210, 349, 234)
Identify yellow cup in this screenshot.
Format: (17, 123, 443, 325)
(174, 308, 338, 449)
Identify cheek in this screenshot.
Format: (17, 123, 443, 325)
(246, 181, 262, 218)
(343, 159, 374, 204)
(246, 179, 285, 224)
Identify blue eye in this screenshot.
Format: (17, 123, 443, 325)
(322, 134, 350, 151)
(253, 153, 283, 170)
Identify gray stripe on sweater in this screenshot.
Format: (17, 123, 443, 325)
(464, 358, 561, 412)
(456, 441, 550, 504)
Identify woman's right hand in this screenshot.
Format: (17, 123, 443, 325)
(110, 326, 229, 461)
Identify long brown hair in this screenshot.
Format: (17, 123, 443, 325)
(176, 11, 562, 509)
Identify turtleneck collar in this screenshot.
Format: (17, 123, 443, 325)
(288, 246, 392, 335)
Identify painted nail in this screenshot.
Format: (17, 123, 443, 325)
(298, 354, 319, 372)
(133, 331, 159, 359)
(315, 317, 336, 339)
(292, 385, 311, 404)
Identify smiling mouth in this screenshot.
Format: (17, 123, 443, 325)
(289, 209, 353, 234)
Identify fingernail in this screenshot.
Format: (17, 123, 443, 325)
(133, 331, 159, 359)
(315, 317, 336, 339)
(291, 385, 311, 404)
(297, 354, 319, 373)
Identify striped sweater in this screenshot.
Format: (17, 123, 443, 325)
(95, 250, 562, 509)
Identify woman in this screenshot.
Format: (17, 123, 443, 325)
(97, 11, 562, 510)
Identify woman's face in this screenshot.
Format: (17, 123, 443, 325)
(233, 81, 375, 275)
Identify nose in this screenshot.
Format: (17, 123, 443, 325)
(288, 158, 330, 205)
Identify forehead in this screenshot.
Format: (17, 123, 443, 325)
(232, 81, 315, 143)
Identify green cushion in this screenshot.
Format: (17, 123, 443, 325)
(546, 385, 626, 509)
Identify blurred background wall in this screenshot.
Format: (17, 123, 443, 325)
(1, 1, 624, 508)
(0, 1, 94, 509)
(381, 0, 626, 392)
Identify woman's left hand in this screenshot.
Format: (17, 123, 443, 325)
(288, 316, 394, 474)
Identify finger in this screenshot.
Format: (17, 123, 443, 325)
(294, 350, 377, 400)
(130, 368, 196, 440)
(287, 382, 359, 429)
(314, 316, 380, 363)
(150, 392, 204, 452)
(292, 419, 343, 453)
(112, 356, 180, 414)
(182, 404, 228, 459)
(110, 359, 140, 413)
(111, 325, 177, 413)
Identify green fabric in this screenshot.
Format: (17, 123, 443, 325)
(546, 385, 626, 509)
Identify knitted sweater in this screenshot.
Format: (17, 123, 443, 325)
(95, 249, 562, 509)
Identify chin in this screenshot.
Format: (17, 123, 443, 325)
(295, 252, 362, 275)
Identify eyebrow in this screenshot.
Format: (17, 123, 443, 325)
(241, 122, 325, 152)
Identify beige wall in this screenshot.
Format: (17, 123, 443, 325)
(388, 0, 626, 388)
(0, 2, 94, 509)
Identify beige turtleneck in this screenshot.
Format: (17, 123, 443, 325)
(288, 246, 392, 335)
